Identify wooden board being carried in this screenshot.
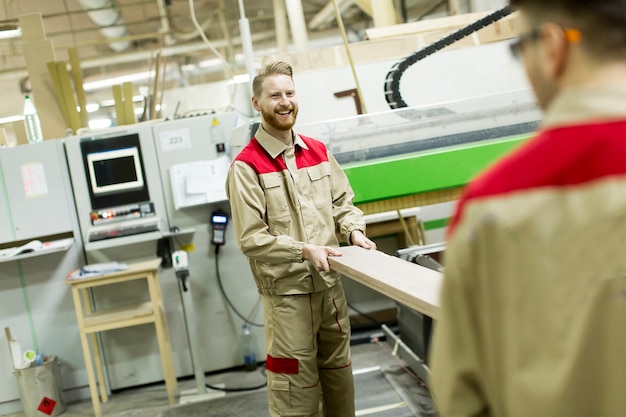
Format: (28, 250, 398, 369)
(329, 246, 442, 319)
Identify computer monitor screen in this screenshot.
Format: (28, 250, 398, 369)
(87, 147, 144, 195)
(80, 133, 150, 210)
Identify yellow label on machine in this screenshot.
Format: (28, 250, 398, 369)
(180, 243, 195, 252)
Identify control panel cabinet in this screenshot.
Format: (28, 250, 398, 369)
(65, 124, 170, 252)
(0, 140, 75, 244)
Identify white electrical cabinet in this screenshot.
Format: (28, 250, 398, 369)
(65, 124, 170, 253)
(152, 114, 265, 379)
(0, 140, 75, 243)
(0, 140, 87, 415)
(0, 172, 12, 243)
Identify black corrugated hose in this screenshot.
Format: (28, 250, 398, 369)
(384, 6, 513, 110)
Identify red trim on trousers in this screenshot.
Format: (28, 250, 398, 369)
(308, 294, 315, 350)
(332, 297, 343, 333)
(266, 355, 299, 374)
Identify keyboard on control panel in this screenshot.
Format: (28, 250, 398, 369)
(88, 222, 159, 242)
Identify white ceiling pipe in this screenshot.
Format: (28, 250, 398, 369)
(77, 0, 131, 52)
(371, 0, 397, 27)
(284, 0, 309, 51)
(156, 0, 174, 46)
(273, 0, 289, 53)
(237, 0, 256, 85)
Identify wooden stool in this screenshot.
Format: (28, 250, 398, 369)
(65, 258, 177, 417)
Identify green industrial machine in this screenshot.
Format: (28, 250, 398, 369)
(344, 133, 530, 204)
(298, 89, 539, 229)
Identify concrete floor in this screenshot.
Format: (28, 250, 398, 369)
(6, 340, 437, 417)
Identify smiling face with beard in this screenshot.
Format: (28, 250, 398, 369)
(252, 73, 299, 145)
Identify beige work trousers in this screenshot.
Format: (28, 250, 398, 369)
(262, 281, 355, 417)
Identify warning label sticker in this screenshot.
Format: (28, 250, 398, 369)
(37, 397, 57, 415)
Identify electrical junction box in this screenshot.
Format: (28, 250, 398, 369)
(172, 250, 188, 271)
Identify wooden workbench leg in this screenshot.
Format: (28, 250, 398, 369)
(155, 303, 178, 404)
(72, 289, 102, 417)
(90, 332, 108, 403)
(82, 288, 109, 403)
(147, 271, 178, 404)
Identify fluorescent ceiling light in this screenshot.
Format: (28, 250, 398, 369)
(83, 71, 155, 91)
(99, 95, 145, 107)
(0, 28, 21, 40)
(86, 103, 100, 113)
(77, 103, 101, 113)
(134, 104, 160, 115)
(198, 58, 222, 69)
(181, 58, 223, 73)
(233, 74, 250, 84)
(89, 118, 113, 129)
(0, 115, 24, 124)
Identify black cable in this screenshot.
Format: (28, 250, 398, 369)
(205, 382, 267, 392)
(205, 380, 267, 392)
(214, 245, 382, 328)
(214, 245, 264, 327)
(204, 364, 268, 392)
(205, 246, 267, 392)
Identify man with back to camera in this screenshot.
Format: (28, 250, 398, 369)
(430, 0, 626, 416)
(225, 61, 377, 417)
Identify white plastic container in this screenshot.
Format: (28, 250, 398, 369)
(14, 356, 66, 417)
(23, 95, 44, 144)
(241, 324, 257, 371)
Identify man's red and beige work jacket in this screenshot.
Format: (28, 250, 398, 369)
(431, 85, 626, 417)
(226, 126, 365, 296)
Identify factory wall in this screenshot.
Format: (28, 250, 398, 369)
(160, 41, 531, 127)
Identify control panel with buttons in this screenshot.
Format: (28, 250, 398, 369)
(90, 202, 156, 225)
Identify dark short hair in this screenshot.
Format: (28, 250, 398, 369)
(510, 0, 626, 59)
(252, 61, 294, 98)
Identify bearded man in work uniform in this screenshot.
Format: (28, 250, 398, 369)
(226, 60, 377, 417)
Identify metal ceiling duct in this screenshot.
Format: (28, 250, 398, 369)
(77, 0, 131, 52)
(284, 0, 309, 51)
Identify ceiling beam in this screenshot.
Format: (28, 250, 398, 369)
(308, 0, 352, 31)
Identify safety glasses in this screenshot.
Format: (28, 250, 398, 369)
(509, 26, 582, 61)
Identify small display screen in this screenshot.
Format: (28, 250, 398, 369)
(212, 214, 228, 224)
(80, 133, 150, 210)
(93, 155, 138, 187)
(87, 147, 144, 195)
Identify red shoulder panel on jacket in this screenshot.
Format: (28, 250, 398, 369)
(448, 120, 626, 236)
(234, 138, 287, 174)
(296, 135, 329, 169)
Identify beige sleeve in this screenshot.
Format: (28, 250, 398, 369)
(328, 152, 366, 244)
(429, 228, 491, 417)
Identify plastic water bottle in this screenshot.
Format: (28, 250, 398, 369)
(241, 324, 257, 371)
(23, 95, 44, 144)
(35, 351, 43, 366)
